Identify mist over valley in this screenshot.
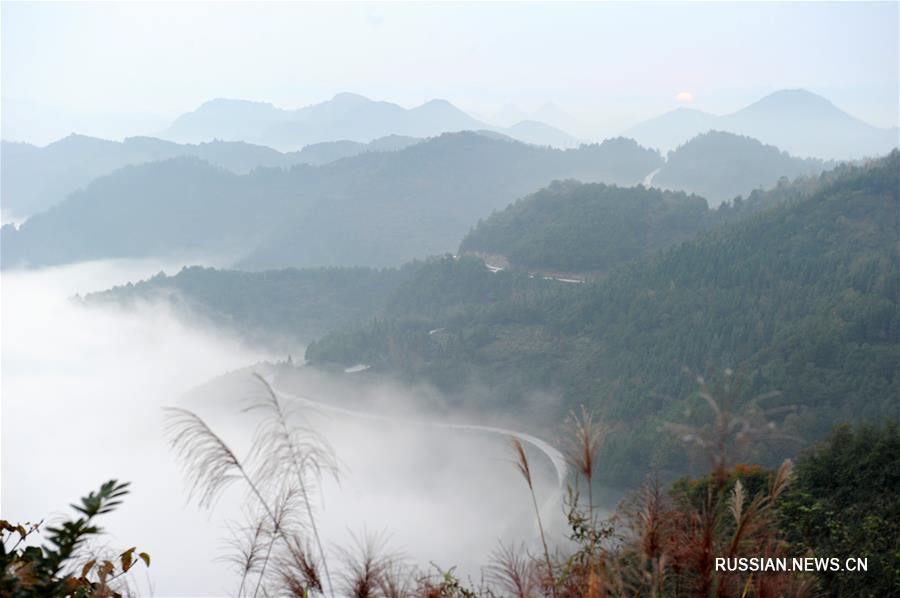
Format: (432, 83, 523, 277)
(2, 3, 898, 596)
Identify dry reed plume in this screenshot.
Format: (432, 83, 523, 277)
(162, 371, 809, 597)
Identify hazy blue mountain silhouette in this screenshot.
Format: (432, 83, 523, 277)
(1, 133, 421, 220)
(652, 130, 830, 205)
(161, 93, 582, 150)
(1, 132, 660, 270)
(626, 89, 897, 159)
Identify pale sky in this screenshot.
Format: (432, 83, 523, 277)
(2, 1, 898, 143)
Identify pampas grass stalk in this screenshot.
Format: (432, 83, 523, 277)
(487, 542, 536, 598)
(511, 436, 557, 598)
(221, 515, 267, 597)
(164, 407, 274, 519)
(336, 531, 399, 598)
(164, 406, 306, 595)
(249, 373, 337, 598)
(562, 406, 606, 517)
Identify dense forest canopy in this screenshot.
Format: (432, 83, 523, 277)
(457, 174, 810, 275)
(306, 152, 900, 486)
(459, 150, 869, 277)
(83, 265, 413, 344)
(86, 153, 899, 489)
(461, 181, 711, 275)
(779, 422, 900, 596)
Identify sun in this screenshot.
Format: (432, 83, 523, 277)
(675, 91, 695, 104)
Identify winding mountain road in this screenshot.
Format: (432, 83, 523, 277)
(266, 377, 569, 489)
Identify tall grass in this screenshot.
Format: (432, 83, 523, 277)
(561, 406, 606, 518)
(247, 373, 338, 597)
(165, 373, 339, 596)
(511, 436, 558, 598)
(486, 542, 536, 598)
(163, 371, 808, 597)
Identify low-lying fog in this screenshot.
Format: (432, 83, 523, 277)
(2, 260, 565, 595)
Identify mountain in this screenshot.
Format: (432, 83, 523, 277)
(365, 134, 421, 152)
(721, 89, 898, 160)
(652, 130, 830, 205)
(461, 182, 716, 276)
(160, 93, 581, 150)
(237, 133, 661, 269)
(491, 102, 584, 140)
(626, 89, 898, 160)
(1, 133, 662, 270)
(81, 153, 898, 485)
(0, 134, 421, 221)
(282, 134, 420, 166)
(83, 156, 830, 342)
(460, 133, 833, 275)
(235, 135, 659, 271)
(2, 158, 263, 267)
(305, 152, 900, 485)
(161, 98, 285, 143)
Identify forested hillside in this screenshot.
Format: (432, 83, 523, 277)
(307, 152, 900, 485)
(83, 265, 412, 343)
(235, 135, 661, 270)
(1, 133, 662, 270)
(653, 130, 829, 205)
(460, 157, 858, 275)
(460, 181, 710, 275)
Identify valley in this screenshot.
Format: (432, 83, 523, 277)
(3, 5, 898, 592)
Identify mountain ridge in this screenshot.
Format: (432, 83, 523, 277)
(1, 132, 662, 270)
(652, 130, 831, 204)
(161, 92, 583, 150)
(625, 88, 897, 159)
(0, 133, 423, 221)
(305, 152, 900, 485)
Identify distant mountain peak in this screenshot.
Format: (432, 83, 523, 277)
(199, 97, 277, 109)
(410, 99, 474, 121)
(739, 88, 841, 115)
(60, 132, 95, 141)
(626, 88, 896, 159)
(329, 92, 372, 105)
(46, 133, 116, 151)
(676, 128, 780, 150)
(416, 98, 458, 110)
(758, 88, 833, 103)
(162, 93, 589, 150)
(422, 98, 452, 105)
